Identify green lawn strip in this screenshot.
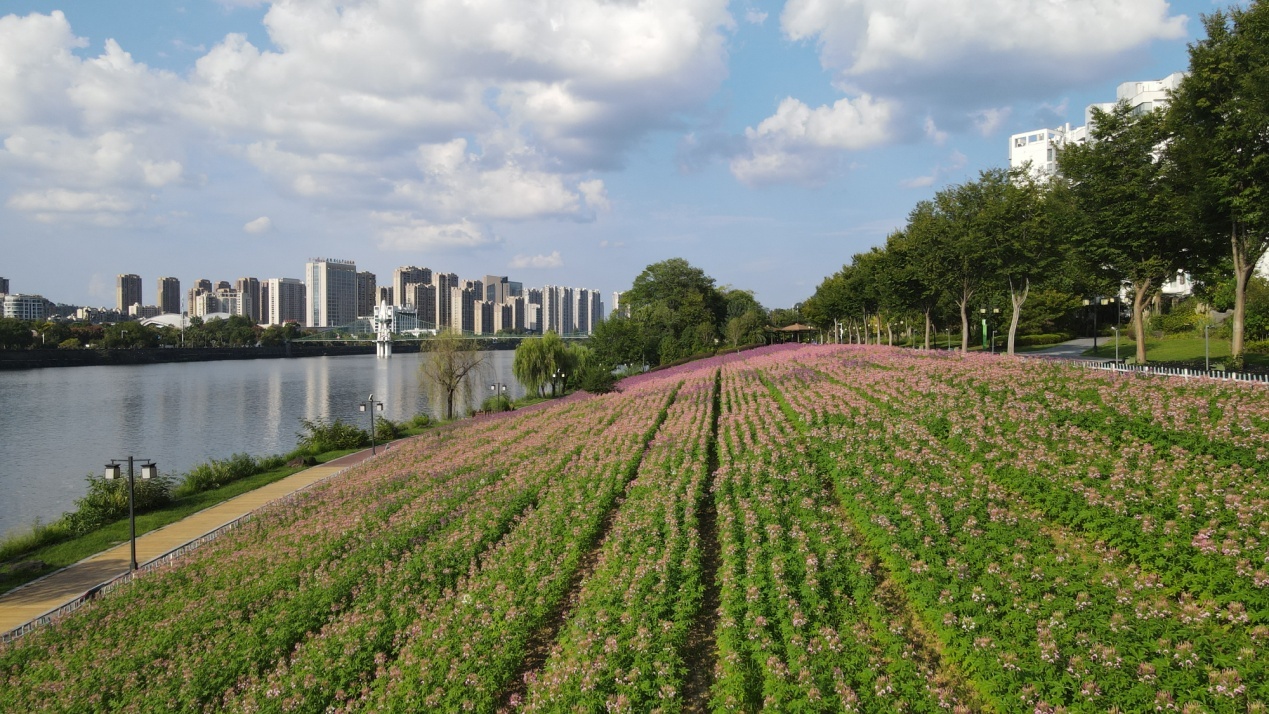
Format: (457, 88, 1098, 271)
(0, 447, 364, 596)
(1083, 336, 1269, 369)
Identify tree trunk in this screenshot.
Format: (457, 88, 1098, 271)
(862, 311, 869, 345)
(1007, 278, 1029, 356)
(957, 294, 971, 352)
(1130, 279, 1153, 364)
(923, 309, 932, 350)
(886, 322, 894, 346)
(1230, 223, 1261, 365)
(446, 390, 454, 420)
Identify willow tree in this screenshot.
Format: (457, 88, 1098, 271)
(1168, 2, 1269, 365)
(1056, 103, 1187, 364)
(419, 329, 485, 419)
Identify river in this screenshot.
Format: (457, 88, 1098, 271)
(0, 351, 524, 538)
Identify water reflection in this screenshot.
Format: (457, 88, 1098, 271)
(0, 351, 522, 536)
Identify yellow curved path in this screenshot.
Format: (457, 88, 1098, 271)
(0, 449, 376, 639)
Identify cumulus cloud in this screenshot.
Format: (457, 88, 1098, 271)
(2, 1, 733, 231)
(510, 251, 564, 269)
(900, 149, 967, 188)
(374, 215, 499, 251)
(243, 216, 272, 234)
(745, 9, 769, 25)
(971, 107, 1012, 137)
(732, 95, 896, 185)
(781, 0, 1185, 89)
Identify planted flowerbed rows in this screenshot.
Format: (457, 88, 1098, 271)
(3, 344, 1266, 712)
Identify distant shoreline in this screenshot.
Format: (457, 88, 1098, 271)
(0, 341, 518, 370)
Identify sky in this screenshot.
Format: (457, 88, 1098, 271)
(0, 0, 1233, 312)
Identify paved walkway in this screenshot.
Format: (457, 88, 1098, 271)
(1025, 337, 1100, 360)
(0, 449, 377, 638)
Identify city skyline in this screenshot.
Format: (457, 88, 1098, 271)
(1, 1, 1215, 310)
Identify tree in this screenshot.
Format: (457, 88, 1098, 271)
(419, 329, 486, 419)
(985, 167, 1056, 354)
(0, 318, 32, 350)
(1168, 2, 1269, 364)
(600, 258, 729, 367)
(921, 177, 1001, 351)
(588, 313, 647, 367)
(1056, 102, 1188, 363)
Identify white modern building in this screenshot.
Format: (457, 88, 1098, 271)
(2, 294, 52, 321)
(263, 278, 306, 325)
(305, 258, 358, 328)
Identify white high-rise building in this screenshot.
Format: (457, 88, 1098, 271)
(305, 258, 358, 328)
(263, 278, 306, 325)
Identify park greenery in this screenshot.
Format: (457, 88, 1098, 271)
(801, 2, 1269, 366)
(4, 344, 1268, 711)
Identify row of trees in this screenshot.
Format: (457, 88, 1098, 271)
(804, 2, 1268, 365)
(589, 258, 769, 368)
(0, 316, 304, 351)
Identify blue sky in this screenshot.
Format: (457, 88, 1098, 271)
(0, 0, 1226, 311)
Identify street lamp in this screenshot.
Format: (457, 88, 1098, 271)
(103, 457, 158, 571)
(359, 393, 384, 455)
(551, 369, 564, 397)
(1111, 326, 1120, 363)
(1204, 324, 1211, 372)
(490, 382, 508, 410)
(1083, 298, 1100, 354)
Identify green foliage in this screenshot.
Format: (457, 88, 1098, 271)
(64, 471, 175, 535)
(1014, 333, 1072, 347)
(408, 413, 432, 429)
(479, 394, 514, 412)
(296, 417, 370, 453)
(173, 453, 281, 498)
(374, 417, 401, 442)
(601, 258, 733, 367)
(576, 360, 618, 393)
(419, 329, 486, 419)
(0, 318, 33, 350)
(57, 337, 82, 349)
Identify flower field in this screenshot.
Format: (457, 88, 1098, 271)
(3, 344, 1267, 712)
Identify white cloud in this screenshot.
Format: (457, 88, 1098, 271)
(1, 2, 733, 231)
(510, 251, 564, 269)
(900, 149, 967, 189)
(923, 117, 947, 145)
(731, 95, 896, 185)
(971, 107, 1012, 137)
(782, 0, 1185, 80)
(243, 216, 272, 234)
(373, 215, 499, 251)
(745, 9, 769, 25)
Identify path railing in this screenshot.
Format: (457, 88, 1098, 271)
(1070, 359, 1269, 385)
(2, 463, 356, 644)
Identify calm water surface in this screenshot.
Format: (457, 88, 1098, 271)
(0, 351, 523, 537)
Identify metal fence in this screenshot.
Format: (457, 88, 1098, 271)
(2, 464, 354, 644)
(1071, 359, 1269, 385)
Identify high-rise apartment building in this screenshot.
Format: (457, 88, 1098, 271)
(157, 277, 181, 314)
(235, 277, 261, 323)
(116, 274, 141, 313)
(0, 277, 9, 294)
(2, 294, 51, 321)
(263, 278, 306, 325)
(483, 275, 509, 304)
(188, 279, 212, 315)
(305, 258, 358, 327)
(356, 271, 377, 318)
(403, 282, 437, 330)
(435, 272, 458, 330)
(393, 266, 432, 308)
(541, 285, 575, 335)
(449, 285, 476, 334)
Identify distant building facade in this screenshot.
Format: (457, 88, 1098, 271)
(305, 258, 357, 327)
(157, 277, 181, 315)
(116, 274, 141, 313)
(263, 278, 306, 325)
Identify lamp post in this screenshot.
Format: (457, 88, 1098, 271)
(1112, 326, 1120, 363)
(1204, 324, 1211, 372)
(551, 369, 564, 397)
(1083, 298, 1100, 353)
(359, 393, 384, 455)
(490, 382, 508, 410)
(103, 456, 158, 571)
(946, 327, 952, 351)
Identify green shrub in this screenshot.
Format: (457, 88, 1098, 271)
(296, 417, 369, 453)
(479, 395, 514, 413)
(174, 453, 261, 497)
(409, 413, 431, 429)
(64, 471, 174, 535)
(374, 417, 401, 442)
(1245, 339, 1269, 355)
(578, 362, 619, 393)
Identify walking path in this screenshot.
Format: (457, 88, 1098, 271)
(0, 449, 378, 639)
(1024, 337, 1099, 360)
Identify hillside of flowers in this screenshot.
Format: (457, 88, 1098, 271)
(3, 344, 1267, 713)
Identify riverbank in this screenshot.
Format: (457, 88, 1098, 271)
(0, 339, 520, 371)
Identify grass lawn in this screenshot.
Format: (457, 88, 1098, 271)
(0, 448, 361, 597)
(1083, 335, 1269, 370)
